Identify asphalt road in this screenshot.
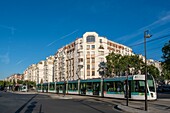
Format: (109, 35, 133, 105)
(0, 91, 122, 113)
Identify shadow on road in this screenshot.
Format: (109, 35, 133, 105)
(14, 94, 37, 113)
(24, 101, 37, 113)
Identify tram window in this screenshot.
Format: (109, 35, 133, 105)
(134, 81, 145, 92)
(86, 82, 92, 91)
(68, 84, 72, 90)
(106, 82, 114, 92)
(50, 84, 54, 90)
(148, 80, 155, 92)
(72, 83, 77, 90)
(93, 83, 100, 91)
(115, 82, 123, 92)
(81, 83, 86, 90)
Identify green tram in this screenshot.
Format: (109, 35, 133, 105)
(37, 74, 157, 100)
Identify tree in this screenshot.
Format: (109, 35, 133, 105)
(17, 80, 24, 84)
(106, 52, 121, 76)
(106, 52, 145, 77)
(162, 40, 170, 83)
(147, 65, 160, 79)
(129, 55, 145, 74)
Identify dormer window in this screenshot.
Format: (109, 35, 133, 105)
(86, 35, 95, 42)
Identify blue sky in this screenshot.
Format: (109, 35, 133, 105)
(0, 0, 170, 79)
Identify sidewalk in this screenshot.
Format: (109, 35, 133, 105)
(117, 100, 170, 113)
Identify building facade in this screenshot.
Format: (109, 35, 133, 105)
(53, 32, 133, 82)
(44, 56, 55, 83)
(6, 73, 23, 84)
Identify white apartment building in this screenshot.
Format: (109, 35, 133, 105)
(23, 64, 37, 82)
(23, 69, 28, 81)
(54, 48, 67, 82)
(54, 32, 133, 81)
(44, 56, 55, 83)
(36, 61, 45, 84)
(23, 56, 55, 84)
(6, 73, 23, 84)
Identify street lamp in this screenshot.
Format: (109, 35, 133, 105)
(98, 62, 107, 97)
(144, 30, 152, 111)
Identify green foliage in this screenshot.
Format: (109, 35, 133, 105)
(17, 80, 24, 84)
(106, 52, 122, 76)
(147, 65, 160, 79)
(0, 80, 4, 86)
(23, 80, 36, 87)
(161, 40, 170, 81)
(105, 52, 159, 79)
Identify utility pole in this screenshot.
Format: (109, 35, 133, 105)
(144, 30, 152, 111)
(125, 70, 129, 106)
(98, 62, 107, 97)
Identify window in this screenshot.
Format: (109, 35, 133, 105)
(78, 52, 83, 56)
(87, 65, 90, 69)
(87, 58, 90, 63)
(131, 80, 145, 93)
(87, 45, 90, 50)
(86, 35, 95, 42)
(100, 39, 102, 43)
(87, 51, 90, 55)
(80, 40, 82, 44)
(78, 58, 83, 62)
(87, 71, 90, 76)
(91, 45, 95, 49)
(92, 58, 95, 63)
(92, 71, 95, 76)
(80, 45, 83, 49)
(92, 64, 95, 70)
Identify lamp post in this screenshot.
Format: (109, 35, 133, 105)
(98, 62, 107, 97)
(144, 30, 152, 111)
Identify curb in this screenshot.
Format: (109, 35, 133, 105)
(117, 104, 147, 113)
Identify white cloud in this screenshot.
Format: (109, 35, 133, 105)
(46, 29, 79, 47)
(117, 12, 170, 43)
(16, 59, 24, 65)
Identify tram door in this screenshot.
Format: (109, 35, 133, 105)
(93, 82, 100, 96)
(80, 83, 86, 95)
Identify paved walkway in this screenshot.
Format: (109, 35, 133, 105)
(117, 99, 170, 113)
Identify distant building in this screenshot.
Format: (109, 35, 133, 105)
(23, 56, 55, 84)
(147, 59, 162, 75)
(36, 61, 45, 84)
(44, 56, 55, 83)
(5, 73, 23, 84)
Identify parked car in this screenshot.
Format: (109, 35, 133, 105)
(157, 85, 170, 92)
(21, 85, 28, 92)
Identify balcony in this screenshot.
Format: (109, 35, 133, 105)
(78, 62, 83, 66)
(98, 46, 104, 51)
